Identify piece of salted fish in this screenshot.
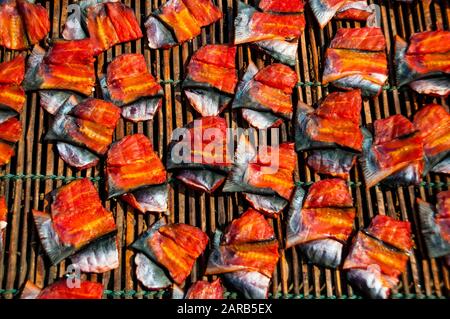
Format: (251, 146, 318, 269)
(241, 108, 283, 129)
(243, 192, 288, 217)
(135, 252, 172, 289)
(70, 235, 119, 273)
(144, 16, 177, 49)
(224, 271, 270, 299)
(39, 90, 78, 115)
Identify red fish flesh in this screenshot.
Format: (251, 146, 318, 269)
(0, 117, 22, 142)
(106, 134, 167, 199)
(0, 55, 26, 114)
(23, 39, 96, 96)
(145, 0, 221, 49)
(366, 215, 413, 251)
(395, 31, 450, 96)
(233, 62, 298, 128)
(206, 209, 279, 299)
(20, 280, 103, 299)
(183, 45, 237, 116)
(413, 103, 450, 173)
(185, 278, 225, 299)
(258, 0, 304, 13)
(32, 178, 117, 265)
(417, 191, 450, 259)
(361, 114, 424, 188)
(132, 219, 209, 285)
(344, 217, 411, 299)
(0, 0, 50, 50)
(286, 179, 355, 268)
(323, 27, 387, 97)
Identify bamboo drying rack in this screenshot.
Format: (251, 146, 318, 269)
(0, 0, 449, 299)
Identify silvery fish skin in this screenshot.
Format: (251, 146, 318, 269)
(39, 90, 77, 115)
(255, 39, 298, 66)
(135, 252, 172, 289)
(241, 108, 283, 129)
(224, 271, 270, 299)
(57, 142, 99, 170)
(309, 0, 346, 28)
(347, 269, 391, 299)
(144, 16, 177, 49)
(301, 239, 344, 268)
(121, 97, 162, 122)
(184, 89, 231, 117)
(430, 156, 450, 174)
(176, 169, 227, 193)
(0, 110, 16, 124)
(62, 5, 87, 40)
(332, 75, 382, 97)
(416, 199, 450, 258)
(409, 77, 450, 97)
(70, 235, 119, 273)
(23, 45, 46, 91)
(124, 183, 169, 213)
(243, 192, 288, 217)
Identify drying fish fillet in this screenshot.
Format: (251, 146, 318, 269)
(205, 209, 279, 298)
(167, 116, 231, 194)
(145, 0, 222, 49)
(295, 90, 362, 178)
(0, 0, 50, 50)
(395, 30, 450, 97)
(132, 218, 209, 285)
(223, 135, 296, 217)
(286, 179, 356, 268)
(32, 178, 117, 265)
(106, 134, 168, 214)
(183, 44, 238, 116)
(45, 96, 121, 170)
(323, 27, 388, 97)
(100, 53, 163, 122)
(23, 39, 96, 96)
(233, 62, 298, 129)
(413, 103, 450, 175)
(344, 216, 412, 299)
(360, 114, 424, 188)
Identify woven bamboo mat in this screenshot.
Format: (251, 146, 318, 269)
(0, 0, 449, 299)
